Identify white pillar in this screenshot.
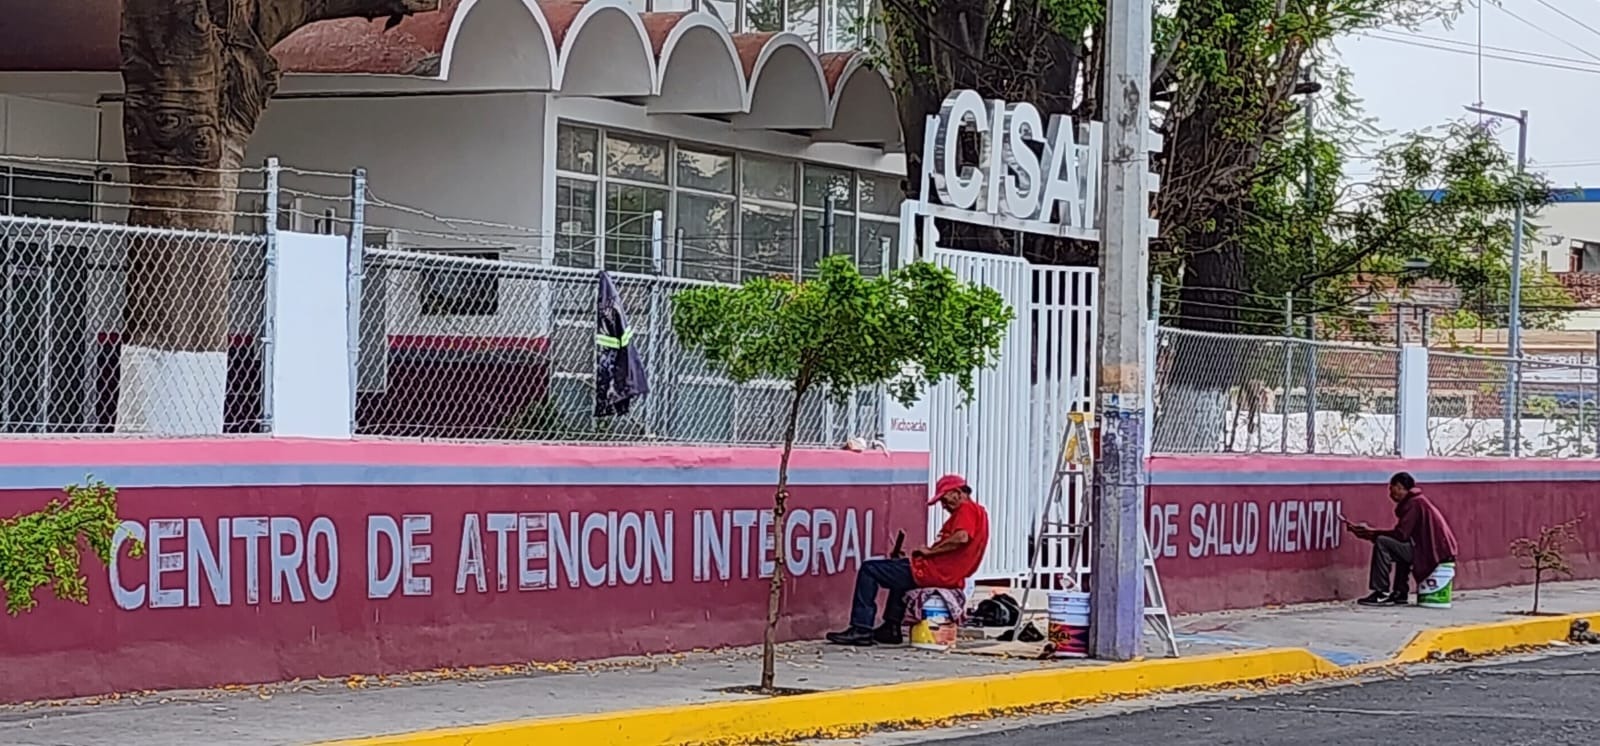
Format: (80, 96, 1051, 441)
(1397, 344, 1429, 458)
(269, 231, 355, 438)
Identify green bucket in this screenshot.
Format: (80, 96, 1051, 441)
(1418, 562, 1456, 609)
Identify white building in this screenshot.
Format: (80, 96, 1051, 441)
(0, 0, 907, 436)
(0, 0, 905, 275)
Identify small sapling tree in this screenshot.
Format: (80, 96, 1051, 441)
(672, 256, 1012, 691)
(1510, 515, 1585, 615)
(1, 477, 137, 616)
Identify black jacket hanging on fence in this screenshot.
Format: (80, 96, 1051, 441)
(594, 271, 649, 417)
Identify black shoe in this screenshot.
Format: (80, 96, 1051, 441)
(873, 623, 904, 646)
(826, 628, 876, 646)
(1357, 592, 1390, 606)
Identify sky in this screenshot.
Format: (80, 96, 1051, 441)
(1337, 0, 1600, 188)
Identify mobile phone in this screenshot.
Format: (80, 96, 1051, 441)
(890, 530, 906, 558)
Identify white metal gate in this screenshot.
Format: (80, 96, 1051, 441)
(926, 248, 1099, 581)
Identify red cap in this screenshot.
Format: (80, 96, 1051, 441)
(931, 473, 969, 504)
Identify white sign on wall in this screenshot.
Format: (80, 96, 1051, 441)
(918, 90, 1110, 241)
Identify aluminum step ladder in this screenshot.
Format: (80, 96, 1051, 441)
(1010, 403, 1179, 658)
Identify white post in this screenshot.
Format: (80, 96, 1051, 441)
(262, 157, 280, 433)
(1396, 344, 1429, 458)
(347, 169, 367, 436)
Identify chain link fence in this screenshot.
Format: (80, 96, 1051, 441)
(0, 215, 268, 434)
(355, 248, 882, 445)
(1428, 351, 1600, 458)
(1151, 327, 1401, 456)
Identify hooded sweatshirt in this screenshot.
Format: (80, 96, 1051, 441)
(1380, 489, 1460, 583)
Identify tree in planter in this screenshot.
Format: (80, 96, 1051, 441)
(671, 256, 1012, 691)
(1, 478, 138, 616)
(1510, 516, 1585, 615)
(117, 0, 439, 434)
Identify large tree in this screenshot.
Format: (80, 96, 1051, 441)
(875, 0, 1565, 449)
(117, 0, 437, 433)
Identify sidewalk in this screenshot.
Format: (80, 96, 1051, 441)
(4, 581, 1598, 746)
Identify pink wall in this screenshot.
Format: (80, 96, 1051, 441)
(0, 439, 926, 704)
(1150, 455, 1600, 614)
(6, 442, 1599, 703)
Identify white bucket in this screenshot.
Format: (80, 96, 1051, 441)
(1047, 591, 1091, 658)
(913, 596, 955, 651)
(1418, 562, 1456, 609)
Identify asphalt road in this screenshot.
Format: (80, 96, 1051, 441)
(918, 650, 1600, 746)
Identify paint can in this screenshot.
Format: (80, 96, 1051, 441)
(1418, 562, 1456, 609)
(1048, 591, 1091, 658)
(912, 596, 956, 651)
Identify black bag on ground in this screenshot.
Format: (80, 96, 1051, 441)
(970, 593, 1021, 628)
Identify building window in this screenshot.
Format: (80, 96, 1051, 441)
(553, 121, 903, 283)
(556, 124, 601, 269)
(857, 172, 902, 275)
(420, 251, 501, 317)
(676, 147, 736, 283)
(801, 165, 854, 276)
(1, 167, 94, 221)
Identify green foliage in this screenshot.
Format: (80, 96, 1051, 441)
(671, 256, 1014, 407)
(1214, 121, 1573, 337)
(0, 477, 136, 616)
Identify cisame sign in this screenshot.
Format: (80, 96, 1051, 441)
(918, 90, 1106, 240)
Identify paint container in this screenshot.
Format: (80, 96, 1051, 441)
(1048, 591, 1091, 658)
(912, 597, 956, 651)
(1418, 562, 1456, 609)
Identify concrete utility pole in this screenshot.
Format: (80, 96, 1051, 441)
(1091, 0, 1152, 661)
(1465, 104, 1528, 456)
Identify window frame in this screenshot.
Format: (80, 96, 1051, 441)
(554, 120, 906, 284)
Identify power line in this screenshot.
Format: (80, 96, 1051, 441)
(1366, 29, 1600, 67)
(1492, 2, 1600, 63)
(1528, 0, 1600, 48)
(1357, 33, 1600, 75)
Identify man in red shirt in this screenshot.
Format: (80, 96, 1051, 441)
(827, 473, 990, 646)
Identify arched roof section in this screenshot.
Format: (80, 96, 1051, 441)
(647, 13, 747, 115)
(816, 54, 902, 147)
(548, 0, 658, 97)
(438, 0, 558, 89)
(735, 33, 829, 130)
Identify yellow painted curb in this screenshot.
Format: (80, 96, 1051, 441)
(318, 648, 1338, 746)
(1392, 610, 1599, 664)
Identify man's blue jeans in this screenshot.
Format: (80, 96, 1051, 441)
(850, 558, 917, 631)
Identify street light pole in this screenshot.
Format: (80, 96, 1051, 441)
(1091, 0, 1152, 661)
(1465, 104, 1528, 456)
(1299, 67, 1321, 454)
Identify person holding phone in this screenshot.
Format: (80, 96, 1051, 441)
(1347, 472, 1460, 607)
(827, 473, 990, 646)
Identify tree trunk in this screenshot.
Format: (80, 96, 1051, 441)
(1532, 569, 1542, 615)
(1153, 216, 1251, 452)
(117, 0, 437, 434)
(761, 366, 812, 692)
(117, 0, 267, 433)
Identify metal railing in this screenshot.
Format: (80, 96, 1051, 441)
(1428, 351, 1600, 458)
(0, 214, 269, 435)
(354, 248, 881, 445)
(1151, 327, 1402, 456)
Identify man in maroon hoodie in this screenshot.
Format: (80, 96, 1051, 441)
(1348, 472, 1460, 606)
